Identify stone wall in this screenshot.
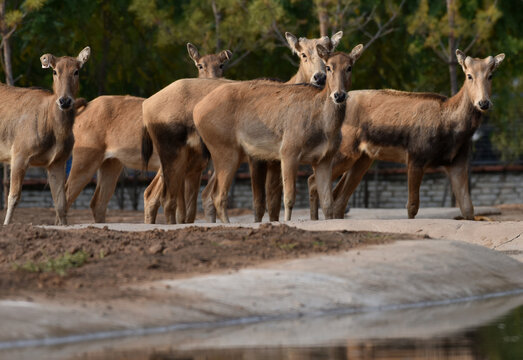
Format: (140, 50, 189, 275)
(11, 168, 522, 215)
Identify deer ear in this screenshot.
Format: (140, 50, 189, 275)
(456, 49, 467, 70)
(285, 32, 301, 54)
(350, 44, 364, 62)
(492, 53, 505, 70)
(219, 49, 232, 64)
(187, 43, 200, 62)
(316, 44, 329, 61)
(77, 47, 90, 68)
(330, 31, 343, 50)
(40, 54, 56, 69)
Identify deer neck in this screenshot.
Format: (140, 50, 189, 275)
(286, 66, 309, 84)
(445, 84, 482, 136)
(319, 87, 346, 135)
(48, 95, 75, 140)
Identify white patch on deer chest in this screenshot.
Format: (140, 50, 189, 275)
(186, 131, 201, 150)
(103, 151, 116, 161)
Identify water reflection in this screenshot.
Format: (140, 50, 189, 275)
(2, 300, 521, 359)
(88, 305, 522, 360)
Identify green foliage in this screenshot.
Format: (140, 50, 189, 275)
(14, 251, 88, 276)
(4, 9, 23, 28)
(23, 0, 47, 12)
(407, 0, 501, 56)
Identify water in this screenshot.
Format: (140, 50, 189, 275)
(3, 299, 522, 359)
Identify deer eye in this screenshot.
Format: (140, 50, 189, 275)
(487, 74, 493, 80)
(74, 69, 79, 76)
(301, 53, 307, 58)
(53, 70, 57, 75)
(197, 64, 203, 70)
(467, 74, 473, 80)
(219, 64, 224, 69)
(326, 66, 331, 72)
(346, 66, 352, 72)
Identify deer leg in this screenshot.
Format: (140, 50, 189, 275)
(332, 154, 373, 218)
(445, 158, 474, 220)
(47, 161, 68, 225)
(307, 174, 320, 220)
(65, 148, 104, 211)
(4, 156, 29, 225)
(266, 160, 282, 222)
(184, 170, 203, 223)
(213, 151, 241, 224)
(407, 160, 425, 219)
(201, 172, 217, 222)
(309, 155, 354, 221)
(248, 157, 267, 222)
(175, 182, 186, 224)
(144, 172, 162, 224)
(161, 147, 189, 224)
(90, 158, 124, 223)
(313, 159, 334, 220)
(281, 155, 299, 221)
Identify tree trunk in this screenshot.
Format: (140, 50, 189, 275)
(317, 1, 329, 37)
(98, 3, 110, 95)
(2, 36, 13, 86)
(211, 0, 222, 51)
(447, 0, 458, 96)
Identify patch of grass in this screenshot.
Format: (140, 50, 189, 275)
(13, 251, 88, 276)
(276, 242, 298, 251)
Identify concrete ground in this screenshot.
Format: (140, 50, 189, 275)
(1, 206, 522, 359)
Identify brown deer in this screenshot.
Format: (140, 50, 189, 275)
(64, 43, 230, 223)
(142, 32, 343, 224)
(193, 44, 364, 223)
(0, 47, 90, 225)
(308, 49, 505, 220)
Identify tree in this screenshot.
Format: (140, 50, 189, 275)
(0, 0, 46, 86)
(407, 0, 501, 95)
(129, 0, 288, 70)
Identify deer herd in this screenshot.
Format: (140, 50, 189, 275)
(0, 31, 505, 226)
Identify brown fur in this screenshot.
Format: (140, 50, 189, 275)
(1, 47, 90, 225)
(308, 50, 505, 220)
(65, 44, 228, 223)
(194, 45, 364, 223)
(142, 32, 344, 224)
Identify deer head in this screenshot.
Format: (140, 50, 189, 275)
(286, 31, 343, 87)
(456, 49, 505, 112)
(187, 43, 232, 79)
(318, 43, 364, 105)
(40, 47, 90, 111)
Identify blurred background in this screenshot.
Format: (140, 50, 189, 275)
(0, 0, 521, 212)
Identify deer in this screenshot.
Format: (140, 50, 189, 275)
(64, 43, 231, 223)
(193, 43, 364, 223)
(308, 49, 505, 220)
(142, 32, 343, 224)
(0, 47, 90, 225)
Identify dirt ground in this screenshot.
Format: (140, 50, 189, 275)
(0, 204, 521, 304)
(0, 217, 420, 303)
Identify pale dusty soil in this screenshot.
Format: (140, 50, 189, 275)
(0, 205, 520, 304)
(0, 217, 418, 302)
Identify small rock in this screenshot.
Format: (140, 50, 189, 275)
(148, 244, 164, 254)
